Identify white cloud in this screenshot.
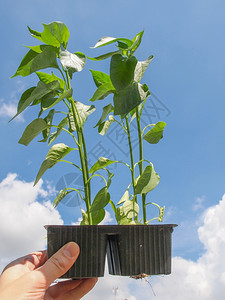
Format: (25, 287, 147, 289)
(147, 194, 225, 300)
(0, 173, 63, 272)
(84, 194, 225, 300)
(1, 176, 225, 300)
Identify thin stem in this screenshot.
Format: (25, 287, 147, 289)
(125, 116, 137, 221)
(58, 67, 67, 88)
(136, 106, 147, 224)
(65, 71, 92, 224)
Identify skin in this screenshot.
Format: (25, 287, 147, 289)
(0, 242, 97, 300)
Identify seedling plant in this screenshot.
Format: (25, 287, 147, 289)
(89, 32, 166, 224)
(12, 21, 166, 226)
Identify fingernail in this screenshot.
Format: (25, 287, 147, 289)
(63, 242, 78, 258)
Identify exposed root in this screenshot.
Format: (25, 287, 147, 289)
(130, 273, 149, 279)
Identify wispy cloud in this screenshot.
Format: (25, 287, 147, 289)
(193, 195, 205, 212)
(0, 80, 26, 122)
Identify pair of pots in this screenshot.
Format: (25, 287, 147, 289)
(45, 224, 177, 278)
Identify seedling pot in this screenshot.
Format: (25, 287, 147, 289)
(45, 224, 177, 278)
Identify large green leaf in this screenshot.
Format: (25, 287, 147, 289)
(92, 36, 133, 48)
(89, 157, 117, 174)
(34, 143, 74, 185)
(90, 187, 110, 212)
(28, 21, 70, 49)
(134, 55, 154, 82)
(89, 82, 115, 102)
(12, 80, 60, 120)
(12, 45, 59, 78)
(110, 54, 137, 91)
(90, 70, 112, 87)
(59, 49, 86, 78)
(92, 209, 105, 225)
(135, 165, 160, 195)
(144, 121, 167, 144)
(36, 71, 65, 90)
(113, 81, 142, 115)
(19, 118, 48, 146)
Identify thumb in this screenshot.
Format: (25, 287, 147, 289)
(36, 242, 80, 287)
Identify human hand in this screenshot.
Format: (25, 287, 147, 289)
(0, 242, 97, 300)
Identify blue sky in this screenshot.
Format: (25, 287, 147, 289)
(1, 0, 225, 299)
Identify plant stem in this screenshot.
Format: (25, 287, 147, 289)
(66, 71, 92, 225)
(125, 116, 137, 221)
(136, 106, 147, 224)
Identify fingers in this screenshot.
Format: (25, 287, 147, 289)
(35, 242, 80, 288)
(64, 278, 98, 299)
(47, 279, 84, 298)
(0, 251, 47, 290)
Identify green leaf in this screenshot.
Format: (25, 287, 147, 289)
(68, 112, 76, 132)
(28, 21, 70, 49)
(113, 82, 142, 115)
(117, 190, 129, 205)
(90, 70, 112, 87)
(59, 49, 86, 78)
(120, 200, 139, 219)
(130, 30, 144, 53)
(134, 55, 154, 82)
(88, 50, 122, 61)
(138, 83, 150, 101)
(9, 87, 35, 121)
(12, 80, 60, 120)
(49, 117, 68, 145)
(106, 170, 114, 188)
(90, 187, 110, 212)
(158, 206, 165, 222)
(41, 88, 73, 110)
(98, 115, 115, 135)
(89, 157, 117, 174)
(19, 118, 48, 146)
(75, 101, 96, 126)
(92, 36, 133, 48)
(12, 45, 59, 78)
(144, 121, 167, 144)
(110, 54, 137, 91)
(94, 103, 114, 127)
(36, 71, 65, 90)
(89, 82, 115, 102)
(39, 109, 55, 142)
(92, 209, 105, 225)
(135, 165, 160, 195)
(53, 188, 71, 207)
(34, 143, 74, 185)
